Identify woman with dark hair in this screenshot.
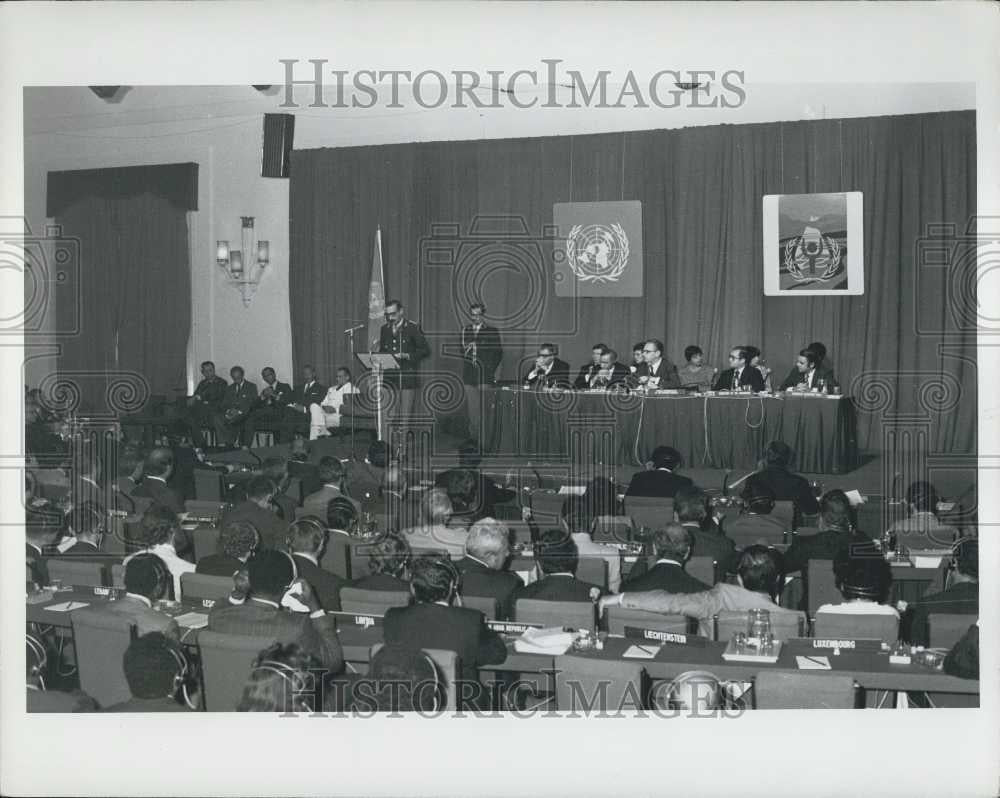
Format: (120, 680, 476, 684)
(237, 642, 320, 712)
(348, 534, 412, 591)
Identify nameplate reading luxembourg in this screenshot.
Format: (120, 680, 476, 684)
(624, 626, 707, 647)
(791, 637, 881, 653)
(330, 611, 383, 629)
(487, 621, 542, 635)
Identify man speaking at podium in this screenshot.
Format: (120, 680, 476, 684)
(375, 299, 430, 433)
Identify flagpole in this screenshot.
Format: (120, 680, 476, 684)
(375, 226, 384, 442)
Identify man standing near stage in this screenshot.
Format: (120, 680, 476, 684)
(376, 299, 430, 437)
(460, 302, 503, 442)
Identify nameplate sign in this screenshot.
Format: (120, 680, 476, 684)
(789, 637, 881, 653)
(331, 611, 383, 629)
(90, 586, 125, 600)
(487, 621, 542, 635)
(200, 598, 217, 609)
(624, 626, 707, 647)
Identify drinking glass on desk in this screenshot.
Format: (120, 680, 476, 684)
(747, 609, 771, 645)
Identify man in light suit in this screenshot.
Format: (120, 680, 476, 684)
(302, 457, 360, 518)
(89, 554, 180, 639)
(631, 339, 681, 389)
(213, 365, 258, 448)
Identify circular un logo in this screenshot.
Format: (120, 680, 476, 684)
(783, 224, 843, 282)
(565, 224, 630, 284)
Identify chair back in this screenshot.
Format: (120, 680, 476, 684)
(928, 613, 977, 650)
(461, 595, 500, 620)
(180, 572, 234, 602)
(197, 630, 275, 711)
(624, 496, 674, 530)
(320, 533, 353, 580)
(753, 671, 857, 709)
(806, 559, 842, 618)
(369, 643, 459, 711)
(812, 611, 899, 643)
(70, 608, 135, 708)
(339, 588, 411, 615)
(111, 563, 125, 588)
(194, 468, 225, 502)
(576, 557, 608, 591)
(591, 515, 632, 544)
(686, 555, 717, 586)
(104, 517, 128, 556)
(605, 606, 691, 636)
(192, 526, 222, 563)
(555, 654, 644, 713)
(45, 558, 108, 587)
(515, 599, 595, 631)
(185, 500, 226, 520)
(772, 500, 795, 531)
(714, 609, 805, 642)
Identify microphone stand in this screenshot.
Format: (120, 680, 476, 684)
(347, 325, 357, 460)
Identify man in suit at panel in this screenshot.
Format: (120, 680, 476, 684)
(89, 554, 181, 639)
(376, 299, 431, 433)
(620, 524, 711, 594)
(512, 530, 605, 603)
(132, 448, 186, 514)
(207, 549, 344, 673)
(461, 302, 503, 442)
(221, 476, 288, 551)
(713, 346, 766, 392)
(590, 348, 632, 389)
(244, 366, 293, 445)
(286, 517, 348, 612)
(184, 360, 227, 450)
(631, 339, 681, 389)
(383, 556, 507, 707)
(455, 518, 524, 621)
(573, 343, 608, 390)
(779, 347, 838, 393)
(522, 343, 571, 389)
(213, 365, 258, 448)
(752, 441, 821, 518)
(284, 364, 328, 441)
(674, 486, 738, 577)
(625, 445, 694, 499)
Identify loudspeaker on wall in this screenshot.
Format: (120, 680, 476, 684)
(261, 113, 295, 178)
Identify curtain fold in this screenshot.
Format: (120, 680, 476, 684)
(289, 110, 975, 455)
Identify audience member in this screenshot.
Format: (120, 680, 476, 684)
(348, 534, 412, 592)
(512, 529, 604, 602)
(106, 632, 193, 712)
(287, 516, 348, 611)
(26, 633, 97, 713)
(327, 496, 360, 535)
(57, 502, 107, 554)
(303, 457, 359, 517)
(887, 481, 959, 551)
(96, 553, 180, 637)
(434, 440, 515, 520)
(561, 495, 622, 593)
(360, 643, 442, 713)
(221, 475, 288, 550)
(904, 538, 978, 647)
(943, 621, 979, 680)
(724, 480, 787, 548)
(751, 441, 819, 517)
(620, 524, 710, 593)
(673, 486, 738, 576)
(132, 447, 185, 513)
(347, 440, 390, 499)
(197, 519, 259, 577)
(815, 556, 897, 618)
(402, 488, 469, 559)
(236, 642, 320, 712)
(124, 505, 195, 598)
(626, 445, 693, 498)
(261, 456, 296, 521)
(455, 517, 523, 620)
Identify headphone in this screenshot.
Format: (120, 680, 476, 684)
(658, 669, 723, 711)
(286, 517, 327, 557)
(162, 639, 190, 697)
(370, 648, 443, 713)
(26, 634, 47, 690)
(252, 659, 313, 712)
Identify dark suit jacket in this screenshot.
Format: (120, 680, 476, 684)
(512, 573, 601, 603)
(625, 469, 693, 498)
(621, 561, 710, 594)
(219, 380, 258, 419)
(455, 556, 524, 620)
(61, 540, 105, 556)
(167, 445, 198, 501)
(434, 468, 515, 520)
(778, 364, 838, 392)
(290, 381, 328, 408)
(132, 477, 185, 514)
(288, 460, 322, 498)
(755, 466, 820, 516)
(590, 362, 631, 389)
(383, 602, 507, 684)
(683, 523, 738, 576)
(782, 528, 854, 574)
(193, 376, 227, 407)
(713, 366, 765, 392)
(631, 359, 681, 389)
(378, 319, 431, 390)
(348, 573, 411, 592)
(461, 324, 503, 385)
(207, 597, 344, 671)
(523, 358, 571, 389)
(723, 513, 789, 548)
(292, 554, 348, 612)
(573, 362, 602, 390)
(221, 500, 289, 550)
(346, 461, 384, 501)
(904, 580, 978, 647)
(196, 553, 244, 577)
(26, 541, 57, 584)
(258, 381, 293, 407)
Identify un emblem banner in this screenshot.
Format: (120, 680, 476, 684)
(553, 201, 643, 297)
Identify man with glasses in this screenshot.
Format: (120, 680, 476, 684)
(460, 302, 503, 441)
(631, 339, 680, 389)
(713, 346, 765, 392)
(522, 343, 570, 389)
(376, 299, 430, 436)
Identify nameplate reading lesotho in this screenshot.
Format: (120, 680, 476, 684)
(623, 626, 707, 647)
(487, 621, 543, 635)
(330, 611, 383, 629)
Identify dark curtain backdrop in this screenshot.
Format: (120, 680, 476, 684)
(289, 111, 975, 454)
(52, 164, 195, 415)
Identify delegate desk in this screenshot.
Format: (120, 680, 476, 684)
(483, 388, 857, 474)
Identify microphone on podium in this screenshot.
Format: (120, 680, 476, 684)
(343, 324, 365, 334)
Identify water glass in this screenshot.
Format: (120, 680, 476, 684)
(747, 609, 771, 643)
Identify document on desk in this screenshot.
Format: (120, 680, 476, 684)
(174, 612, 209, 629)
(46, 601, 90, 612)
(623, 643, 662, 659)
(796, 655, 831, 670)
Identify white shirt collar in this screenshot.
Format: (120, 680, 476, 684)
(146, 475, 167, 483)
(126, 593, 152, 608)
(548, 572, 575, 577)
(466, 554, 492, 569)
(323, 483, 342, 490)
(27, 541, 42, 555)
(655, 558, 683, 567)
(251, 597, 280, 609)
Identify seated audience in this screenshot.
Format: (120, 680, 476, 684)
(123, 505, 196, 598)
(57, 502, 107, 555)
(724, 480, 788, 548)
(455, 517, 524, 620)
(221, 475, 288, 550)
(286, 516, 348, 611)
(207, 549, 344, 672)
(943, 621, 979, 680)
(783, 489, 863, 574)
(626, 445, 693, 498)
(383, 557, 506, 707)
(886, 480, 959, 551)
(512, 529, 604, 602)
(379, 464, 420, 533)
(561, 495, 622, 593)
(106, 632, 194, 712)
(348, 534, 412, 592)
(327, 496, 360, 536)
(402, 488, 469, 559)
(673, 486, 738, 576)
(434, 440, 515, 520)
(620, 524, 710, 594)
(904, 538, 978, 647)
(815, 556, 897, 618)
(97, 553, 180, 638)
(602, 545, 800, 638)
(751, 441, 820, 517)
(237, 642, 320, 712)
(347, 440, 390, 499)
(261, 456, 296, 521)
(26, 633, 97, 713)
(131, 447, 185, 513)
(442, 468, 480, 525)
(197, 520, 260, 577)
(677, 346, 717, 392)
(303, 456, 359, 517)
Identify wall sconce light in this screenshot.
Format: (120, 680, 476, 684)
(217, 216, 269, 306)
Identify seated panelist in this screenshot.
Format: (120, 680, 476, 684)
(779, 347, 838, 393)
(630, 339, 680, 389)
(712, 347, 765, 392)
(590, 348, 631, 389)
(213, 366, 258, 448)
(522, 343, 571, 389)
(573, 343, 608, 389)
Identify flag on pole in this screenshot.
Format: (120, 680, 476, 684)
(367, 227, 386, 347)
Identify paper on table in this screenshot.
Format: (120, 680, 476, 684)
(844, 490, 865, 506)
(46, 601, 90, 612)
(174, 611, 209, 629)
(557, 485, 586, 495)
(796, 655, 831, 670)
(623, 643, 662, 659)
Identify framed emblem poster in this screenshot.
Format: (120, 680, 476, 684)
(763, 191, 864, 296)
(553, 200, 643, 297)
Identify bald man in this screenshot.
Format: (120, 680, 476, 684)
(131, 448, 185, 514)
